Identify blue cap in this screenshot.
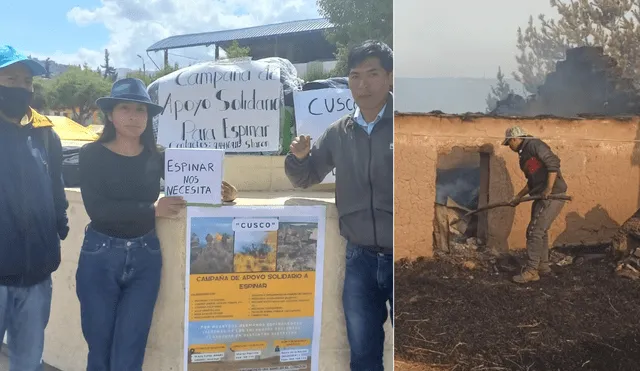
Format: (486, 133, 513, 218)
(0, 45, 46, 76)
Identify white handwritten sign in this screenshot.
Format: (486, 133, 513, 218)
(293, 88, 356, 183)
(164, 148, 224, 204)
(154, 61, 282, 152)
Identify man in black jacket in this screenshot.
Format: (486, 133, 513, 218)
(285, 40, 393, 371)
(504, 126, 568, 283)
(0, 45, 69, 370)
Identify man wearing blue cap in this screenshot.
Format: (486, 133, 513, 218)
(0, 45, 69, 370)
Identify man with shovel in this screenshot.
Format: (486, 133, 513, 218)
(503, 126, 568, 283)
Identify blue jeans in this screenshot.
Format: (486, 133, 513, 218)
(0, 277, 52, 371)
(76, 226, 162, 371)
(342, 243, 393, 371)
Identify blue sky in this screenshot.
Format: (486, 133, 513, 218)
(191, 217, 234, 241)
(234, 231, 271, 254)
(2, 0, 107, 56)
(1, 0, 320, 69)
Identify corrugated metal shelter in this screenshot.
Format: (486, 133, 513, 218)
(147, 18, 336, 65)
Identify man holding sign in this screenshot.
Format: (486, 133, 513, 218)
(285, 40, 393, 371)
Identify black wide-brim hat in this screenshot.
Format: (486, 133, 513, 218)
(96, 77, 164, 117)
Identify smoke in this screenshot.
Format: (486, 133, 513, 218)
(491, 46, 640, 117)
(435, 167, 481, 210)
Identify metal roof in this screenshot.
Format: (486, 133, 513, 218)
(147, 18, 333, 52)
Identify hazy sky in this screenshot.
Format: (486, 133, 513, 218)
(395, 0, 556, 78)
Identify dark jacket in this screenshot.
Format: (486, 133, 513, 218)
(285, 93, 393, 254)
(0, 111, 69, 286)
(518, 137, 568, 195)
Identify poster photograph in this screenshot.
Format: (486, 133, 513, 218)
(154, 60, 282, 152)
(184, 206, 326, 371)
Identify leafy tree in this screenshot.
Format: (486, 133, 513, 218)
(486, 67, 514, 112)
(46, 66, 111, 125)
(515, 0, 640, 94)
(221, 233, 231, 244)
(241, 243, 272, 257)
(43, 58, 52, 79)
(154, 63, 180, 79)
(224, 41, 251, 59)
(126, 70, 154, 86)
(127, 63, 180, 85)
(31, 77, 49, 111)
(101, 49, 117, 82)
(317, 0, 393, 76)
(301, 61, 338, 81)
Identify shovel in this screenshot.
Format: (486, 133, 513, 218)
(450, 194, 573, 226)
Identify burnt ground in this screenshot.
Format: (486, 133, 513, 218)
(395, 251, 640, 371)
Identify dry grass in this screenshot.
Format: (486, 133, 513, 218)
(395, 359, 452, 371)
(233, 252, 277, 272)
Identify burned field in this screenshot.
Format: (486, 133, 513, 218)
(395, 251, 640, 371)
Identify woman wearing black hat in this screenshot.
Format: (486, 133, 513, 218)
(75, 78, 237, 370)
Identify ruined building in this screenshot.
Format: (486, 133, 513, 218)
(396, 46, 640, 259)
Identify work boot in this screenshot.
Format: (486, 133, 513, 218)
(538, 263, 552, 276)
(512, 268, 540, 283)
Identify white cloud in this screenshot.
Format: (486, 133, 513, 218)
(42, 0, 320, 70)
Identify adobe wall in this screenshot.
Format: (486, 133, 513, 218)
(395, 113, 640, 260)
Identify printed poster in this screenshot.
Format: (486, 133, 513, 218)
(155, 61, 282, 152)
(293, 88, 356, 183)
(185, 206, 326, 371)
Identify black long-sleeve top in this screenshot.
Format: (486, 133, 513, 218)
(79, 142, 163, 238)
(518, 137, 568, 195)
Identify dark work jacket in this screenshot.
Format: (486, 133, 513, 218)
(518, 137, 568, 195)
(284, 93, 393, 254)
(0, 112, 69, 286)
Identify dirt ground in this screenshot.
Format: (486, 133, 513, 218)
(395, 250, 640, 371)
(395, 359, 450, 370)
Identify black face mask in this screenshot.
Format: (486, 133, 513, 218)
(0, 86, 33, 120)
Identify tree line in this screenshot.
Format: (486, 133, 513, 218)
(32, 49, 180, 125)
